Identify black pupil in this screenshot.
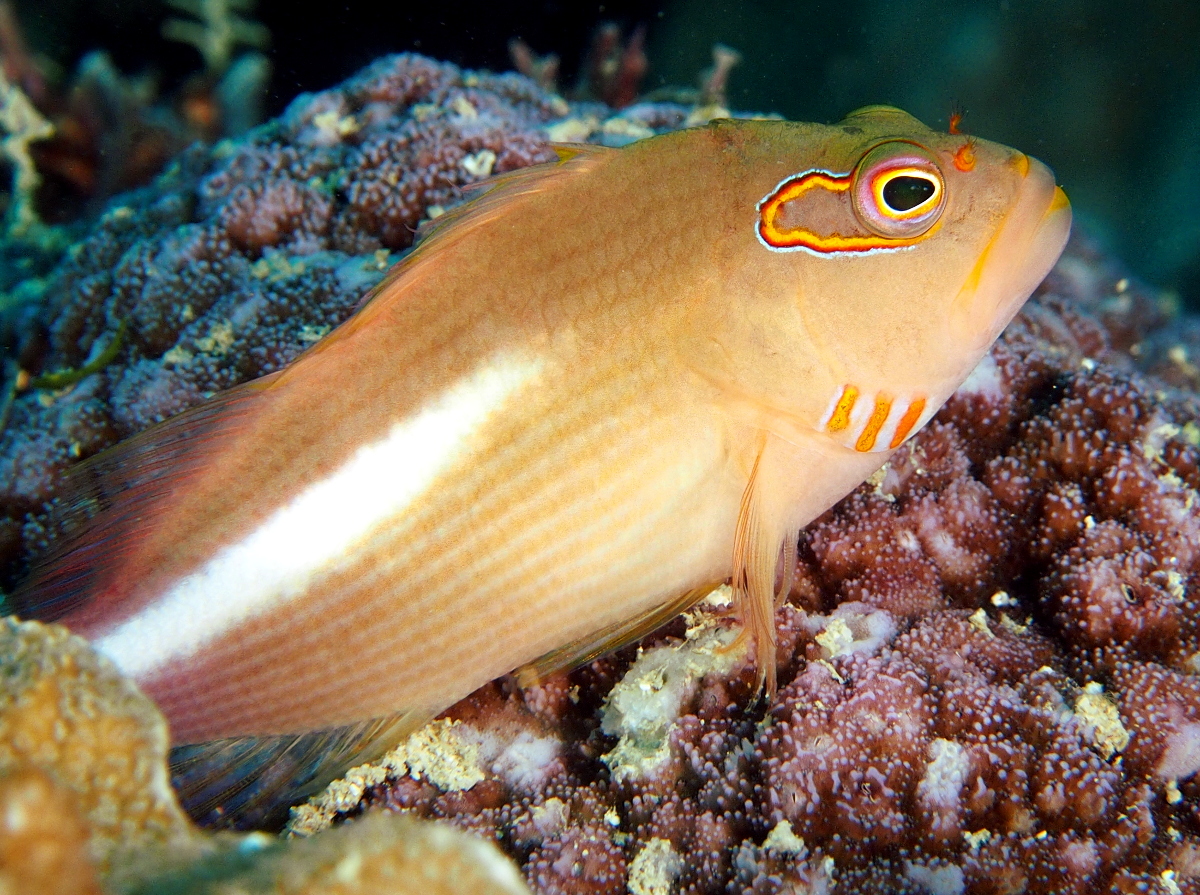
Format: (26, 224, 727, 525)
(882, 176, 935, 212)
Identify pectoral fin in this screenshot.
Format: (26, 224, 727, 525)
(732, 435, 803, 698)
(514, 582, 723, 688)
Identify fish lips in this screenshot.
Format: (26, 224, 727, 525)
(953, 153, 1073, 352)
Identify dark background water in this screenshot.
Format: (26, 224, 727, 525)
(14, 0, 1200, 307)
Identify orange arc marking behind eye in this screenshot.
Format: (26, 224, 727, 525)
(888, 397, 927, 449)
(757, 169, 934, 254)
(826, 385, 858, 432)
(855, 393, 893, 452)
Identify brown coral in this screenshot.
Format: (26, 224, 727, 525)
(0, 618, 534, 895)
(0, 768, 103, 895)
(0, 616, 201, 874)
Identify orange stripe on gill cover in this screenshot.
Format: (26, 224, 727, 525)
(855, 394, 893, 452)
(756, 170, 932, 254)
(889, 396, 926, 448)
(826, 385, 858, 432)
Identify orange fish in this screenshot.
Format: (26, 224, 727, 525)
(20, 107, 1070, 822)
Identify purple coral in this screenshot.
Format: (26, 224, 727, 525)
(287, 231, 1200, 894)
(0, 53, 575, 588)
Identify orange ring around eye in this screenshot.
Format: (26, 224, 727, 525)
(869, 167, 942, 220)
(851, 141, 946, 240)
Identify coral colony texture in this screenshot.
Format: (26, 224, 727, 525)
(0, 617, 534, 895)
(6, 51, 1200, 894)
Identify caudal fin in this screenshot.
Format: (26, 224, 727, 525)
(12, 374, 277, 623)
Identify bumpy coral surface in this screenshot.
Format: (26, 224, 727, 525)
(8, 50, 1200, 894)
(292, 231, 1200, 895)
(0, 616, 202, 875)
(0, 618, 533, 895)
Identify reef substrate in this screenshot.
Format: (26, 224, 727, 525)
(3, 52, 1200, 895)
(297, 232, 1200, 895)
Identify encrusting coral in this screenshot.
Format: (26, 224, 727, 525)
(0, 617, 534, 895)
(285, 232, 1200, 894)
(5, 50, 1200, 894)
(0, 617, 202, 877)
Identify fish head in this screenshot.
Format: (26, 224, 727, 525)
(709, 107, 1070, 454)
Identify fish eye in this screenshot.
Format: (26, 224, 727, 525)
(882, 176, 935, 211)
(852, 142, 946, 239)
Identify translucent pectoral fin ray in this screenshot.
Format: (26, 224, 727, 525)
(732, 435, 800, 698)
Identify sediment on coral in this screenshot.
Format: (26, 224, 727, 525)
(293, 232, 1200, 895)
(7, 49, 1200, 895)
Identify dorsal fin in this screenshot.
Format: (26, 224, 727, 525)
(12, 374, 279, 621)
(418, 144, 611, 246)
(345, 143, 615, 323)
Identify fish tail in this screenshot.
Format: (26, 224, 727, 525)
(12, 375, 278, 623)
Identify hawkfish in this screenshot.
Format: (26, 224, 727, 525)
(19, 106, 1070, 825)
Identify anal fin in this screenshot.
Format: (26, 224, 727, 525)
(170, 709, 429, 831)
(514, 582, 723, 688)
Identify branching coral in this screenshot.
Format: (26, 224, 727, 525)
(0, 62, 52, 235)
(162, 0, 271, 76)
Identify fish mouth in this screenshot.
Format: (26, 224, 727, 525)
(955, 152, 1072, 349)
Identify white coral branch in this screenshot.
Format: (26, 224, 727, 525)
(162, 0, 270, 75)
(0, 65, 52, 235)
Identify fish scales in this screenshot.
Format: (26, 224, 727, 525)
(19, 109, 1070, 818)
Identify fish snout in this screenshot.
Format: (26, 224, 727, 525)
(1019, 155, 1073, 290)
(956, 152, 1071, 347)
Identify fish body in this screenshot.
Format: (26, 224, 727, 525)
(23, 109, 1070, 751)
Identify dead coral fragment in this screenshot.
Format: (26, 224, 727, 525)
(697, 44, 741, 109)
(508, 39, 559, 94)
(600, 586, 746, 784)
(580, 23, 648, 109)
(289, 719, 486, 837)
(0, 61, 53, 235)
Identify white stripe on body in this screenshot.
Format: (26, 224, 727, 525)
(95, 353, 545, 679)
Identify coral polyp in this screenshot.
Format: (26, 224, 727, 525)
(3, 51, 1200, 894)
